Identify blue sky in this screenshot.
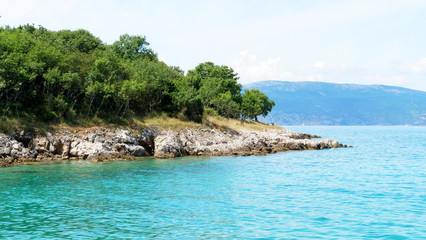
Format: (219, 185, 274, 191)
(1, 0, 426, 91)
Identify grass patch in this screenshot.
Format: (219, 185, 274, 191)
(1, 112, 282, 135)
(131, 112, 200, 130)
(204, 116, 283, 132)
(0, 117, 54, 136)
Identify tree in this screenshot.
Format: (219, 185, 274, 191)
(241, 89, 275, 121)
(211, 92, 240, 119)
(0, 25, 276, 125)
(54, 29, 102, 53)
(130, 58, 181, 113)
(172, 74, 204, 122)
(112, 34, 157, 61)
(193, 62, 242, 103)
(186, 62, 242, 118)
(84, 49, 129, 117)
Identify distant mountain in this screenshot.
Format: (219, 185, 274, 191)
(245, 81, 426, 125)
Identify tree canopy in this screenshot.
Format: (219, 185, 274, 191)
(0, 25, 274, 124)
(186, 62, 242, 118)
(241, 89, 275, 121)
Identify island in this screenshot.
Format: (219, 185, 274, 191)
(0, 25, 346, 167)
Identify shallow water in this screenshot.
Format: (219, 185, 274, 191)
(0, 126, 425, 239)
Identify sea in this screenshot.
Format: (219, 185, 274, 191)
(0, 126, 425, 239)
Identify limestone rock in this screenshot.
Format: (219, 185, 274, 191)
(1, 125, 346, 167)
(154, 131, 185, 158)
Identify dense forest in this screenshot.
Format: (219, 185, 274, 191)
(0, 25, 274, 124)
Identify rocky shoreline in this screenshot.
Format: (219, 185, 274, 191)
(0, 127, 347, 167)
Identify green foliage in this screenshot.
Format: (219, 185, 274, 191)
(211, 92, 240, 119)
(185, 62, 242, 119)
(112, 34, 157, 61)
(172, 75, 204, 122)
(54, 29, 102, 53)
(241, 89, 275, 121)
(0, 25, 274, 126)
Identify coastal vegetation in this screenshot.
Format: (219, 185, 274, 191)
(0, 24, 274, 132)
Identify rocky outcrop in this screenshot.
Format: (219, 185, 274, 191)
(0, 128, 155, 167)
(0, 135, 37, 166)
(0, 127, 347, 167)
(155, 128, 345, 158)
(154, 131, 185, 158)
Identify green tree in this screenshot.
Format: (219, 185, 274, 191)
(211, 91, 240, 119)
(0, 24, 277, 125)
(130, 58, 181, 114)
(85, 49, 129, 117)
(172, 74, 204, 122)
(112, 34, 157, 61)
(241, 89, 275, 121)
(54, 29, 102, 53)
(193, 62, 241, 103)
(186, 62, 242, 118)
(0, 29, 38, 117)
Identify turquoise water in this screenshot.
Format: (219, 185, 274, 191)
(0, 126, 425, 239)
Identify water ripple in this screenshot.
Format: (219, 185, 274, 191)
(0, 126, 425, 239)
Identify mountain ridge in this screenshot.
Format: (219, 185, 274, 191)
(245, 81, 426, 126)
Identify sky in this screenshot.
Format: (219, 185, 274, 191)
(1, 0, 426, 91)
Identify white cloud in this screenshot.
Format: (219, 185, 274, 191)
(410, 58, 426, 73)
(230, 54, 352, 85)
(313, 61, 326, 69)
(313, 61, 347, 71)
(229, 51, 293, 84)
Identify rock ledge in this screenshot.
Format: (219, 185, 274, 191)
(1, 127, 347, 167)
